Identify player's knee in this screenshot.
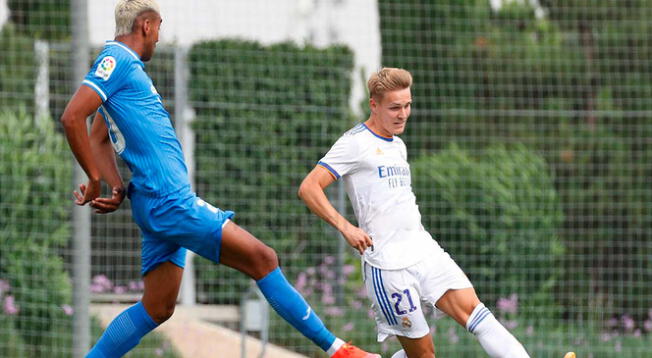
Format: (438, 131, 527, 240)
(251, 244, 279, 278)
(149, 302, 176, 324)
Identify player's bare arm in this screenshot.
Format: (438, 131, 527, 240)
(61, 85, 104, 206)
(298, 165, 373, 255)
(88, 113, 125, 214)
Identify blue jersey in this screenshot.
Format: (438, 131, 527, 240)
(83, 41, 189, 196)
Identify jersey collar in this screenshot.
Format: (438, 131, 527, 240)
(105, 40, 142, 62)
(361, 123, 394, 142)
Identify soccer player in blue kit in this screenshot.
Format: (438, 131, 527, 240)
(60, 1, 379, 357)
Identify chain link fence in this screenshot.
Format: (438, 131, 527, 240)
(1, 0, 651, 357)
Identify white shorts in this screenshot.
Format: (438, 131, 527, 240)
(363, 252, 473, 342)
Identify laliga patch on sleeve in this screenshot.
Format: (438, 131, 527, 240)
(95, 56, 117, 81)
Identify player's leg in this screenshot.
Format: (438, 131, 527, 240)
(141, 261, 184, 323)
(396, 335, 435, 358)
(436, 288, 530, 358)
(86, 262, 183, 358)
(363, 263, 433, 357)
(220, 221, 378, 357)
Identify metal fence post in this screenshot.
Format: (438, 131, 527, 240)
(174, 45, 197, 306)
(71, 0, 91, 356)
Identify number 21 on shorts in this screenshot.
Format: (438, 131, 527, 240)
(391, 289, 418, 315)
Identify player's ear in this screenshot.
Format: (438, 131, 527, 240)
(369, 97, 378, 114)
(141, 16, 152, 36)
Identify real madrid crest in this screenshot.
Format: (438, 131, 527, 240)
(402, 316, 412, 328)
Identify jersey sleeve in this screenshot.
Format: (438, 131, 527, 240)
(82, 52, 130, 102)
(318, 135, 360, 179)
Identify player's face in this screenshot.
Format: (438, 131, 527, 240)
(141, 14, 162, 62)
(371, 87, 412, 136)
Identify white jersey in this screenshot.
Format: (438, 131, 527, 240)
(319, 123, 443, 269)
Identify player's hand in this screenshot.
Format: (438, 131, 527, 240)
(341, 225, 374, 255)
(90, 186, 125, 214)
(73, 179, 101, 206)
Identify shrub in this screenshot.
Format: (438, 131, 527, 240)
(412, 144, 564, 315)
(0, 25, 36, 113)
(188, 39, 355, 305)
(7, 0, 70, 40)
(0, 110, 73, 356)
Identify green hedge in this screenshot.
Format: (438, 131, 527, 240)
(7, 0, 70, 40)
(188, 39, 355, 305)
(0, 25, 35, 113)
(0, 110, 72, 356)
(379, 0, 652, 326)
(412, 144, 564, 315)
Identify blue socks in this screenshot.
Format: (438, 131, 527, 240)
(257, 267, 336, 351)
(86, 269, 337, 356)
(86, 301, 159, 358)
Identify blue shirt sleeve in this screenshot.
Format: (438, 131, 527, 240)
(82, 51, 131, 102)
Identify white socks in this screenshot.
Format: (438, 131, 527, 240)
(391, 349, 408, 358)
(466, 303, 530, 358)
(327, 338, 345, 356)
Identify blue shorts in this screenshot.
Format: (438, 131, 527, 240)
(129, 187, 235, 275)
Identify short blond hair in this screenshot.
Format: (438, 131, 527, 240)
(367, 67, 413, 100)
(114, 0, 161, 37)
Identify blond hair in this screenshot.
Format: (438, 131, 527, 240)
(367, 67, 413, 100)
(114, 0, 161, 37)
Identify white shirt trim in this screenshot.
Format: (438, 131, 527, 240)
(106, 41, 140, 61)
(82, 79, 107, 101)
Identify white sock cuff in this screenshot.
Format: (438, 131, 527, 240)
(466, 302, 492, 333)
(327, 338, 345, 356)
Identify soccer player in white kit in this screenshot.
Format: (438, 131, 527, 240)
(298, 68, 531, 358)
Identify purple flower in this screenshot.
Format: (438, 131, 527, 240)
(643, 319, 652, 332)
(503, 320, 518, 330)
(342, 322, 354, 332)
(295, 272, 308, 292)
(61, 304, 74, 316)
(320, 282, 333, 295)
(91, 274, 113, 293)
(351, 300, 363, 310)
(607, 317, 619, 329)
(357, 286, 368, 299)
(155, 348, 164, 356)
(3, 295, 19, 315)
(321, 294, 335, 305)
(496, 294, 519, 314)
(447, 327, 459, 344)
(113, 285, 127, 295)
(526, 325, 534, 336)
(633, 329, 641, 338)
(319, 265, 336, 280)
(128, 280, 144, 292)
(323, 256, 335, 265)
(342, 265, 355, 276)
(325, 307, 344, 317)
(621, 315, 635, 331)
